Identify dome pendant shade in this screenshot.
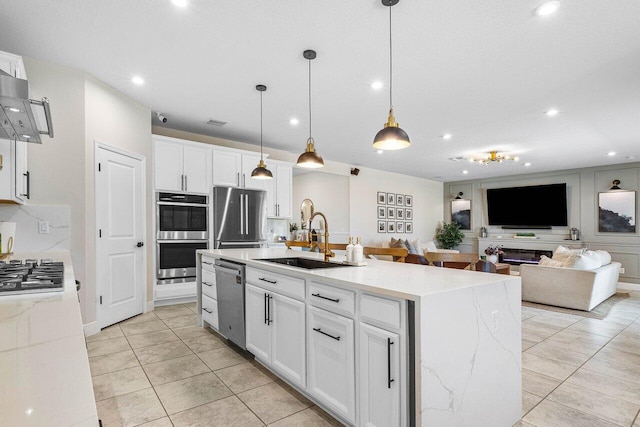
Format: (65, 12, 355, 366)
(251, 159, 273, 179)
(373, 108, 410, 150)
(296, 138, 324, 168)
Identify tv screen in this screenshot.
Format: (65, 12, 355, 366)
(486, 183, 568, 228)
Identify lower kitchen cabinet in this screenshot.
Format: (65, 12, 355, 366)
(307, 306, 356, 425)
(245, 283, 306, 388)
(359, 322, 401, 427)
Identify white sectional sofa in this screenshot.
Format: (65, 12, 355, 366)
(520, 246, 621, 311)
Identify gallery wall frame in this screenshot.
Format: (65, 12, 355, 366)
(598, 190, 636, 233)
(377, 191, 414, 233)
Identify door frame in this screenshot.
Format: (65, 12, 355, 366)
(94, 140, 147, 329)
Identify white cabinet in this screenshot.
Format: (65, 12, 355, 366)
(153, 136, 211, 194)
(245, 282, 306, 388)
(307, 306, 356, 424)
(212, 148, 242, 187)
(0, 139, 29, 203)
(359, 323, 401, 427)
(0, 50, 26, 79)
(264, 161, 293, 218)
(240, 153, 265, 190)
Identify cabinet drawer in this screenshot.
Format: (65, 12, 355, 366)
(360, 294, 401, 331)
(201, 256, 216, 273)
(246, 267, 305, 301)
(202, 294, 219, 330)
(202, 269, 217, 300)
(308, 281, 355, 317)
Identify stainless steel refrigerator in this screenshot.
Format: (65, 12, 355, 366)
(212, 186, 267, 249)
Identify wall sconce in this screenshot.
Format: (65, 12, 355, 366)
(454, 192, 464, 199)
(610, 180, 621, 190)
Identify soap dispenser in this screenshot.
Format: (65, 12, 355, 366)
(354, 237, 364, 263)
(346, 237, 355, 263)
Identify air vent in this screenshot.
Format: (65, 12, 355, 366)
(448, 156, 468, 162)
(206, 119, 227, 126)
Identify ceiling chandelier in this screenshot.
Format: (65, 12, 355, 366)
(251, 84, 273, 179)
(373, 0, 410, 151)
(296, 49, 325, 169)
(470, 151, 519, 165)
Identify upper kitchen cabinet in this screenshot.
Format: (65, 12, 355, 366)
(0, 50, 27, 79)
(0, 139, 29, 204)
(211, 147, 268, 191)
(153, 135, 211, 194)
(264, 161, 292, 218)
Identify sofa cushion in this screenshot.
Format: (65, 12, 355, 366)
(538, 255, 565, 267)
(593, 250, 612, 266)
(423, 241, 438, 252)
(563, 252, 602, 270)
(405, 239, 420, 255)
(390, 237, 408, 250)
(552, 245, 585, 263)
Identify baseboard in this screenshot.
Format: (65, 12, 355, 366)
(154, 296, 197, 307)
(618, 282, 640, 292)
(146, 300, 155, 312)
(83, 321, 100, 337)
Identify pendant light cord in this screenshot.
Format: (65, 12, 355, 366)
(308, 58, 312, 139)
(260, 90, 264, 161)
(389, 4, 393, 110)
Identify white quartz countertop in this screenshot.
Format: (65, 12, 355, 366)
(0, 252, 99, 426)
(198, 248, 520, 300)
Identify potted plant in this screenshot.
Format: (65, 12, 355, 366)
(435, 222, 465, 250)
(289, 223, 299, 241)
(484, 244, 504, 263)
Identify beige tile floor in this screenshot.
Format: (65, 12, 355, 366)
(90, 292, 640, 426)
(88, 302, 342, 426)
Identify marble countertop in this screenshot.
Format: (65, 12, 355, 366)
(0, 251, 99, 426)
(198, 248, 520, 300)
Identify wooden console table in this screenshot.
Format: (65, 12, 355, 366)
(494, 263, 511, 275)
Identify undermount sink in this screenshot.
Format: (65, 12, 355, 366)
(256, 257, 351, 269)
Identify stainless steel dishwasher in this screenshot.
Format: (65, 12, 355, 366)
(214, 258, 246, 349)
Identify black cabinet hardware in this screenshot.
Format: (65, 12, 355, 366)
(264, 293, 268, 324)
(75, 280, 81, 291)
(388, 338, 395, 388)
(202, 260, 213, 265)
(203, 282, 213, 287)
(259, 277, 277, 284)
(203, 307, 213, 314)
(267, 294, 273, 325)
(21, 171, 30, 199)
(311, 293, 340, 303)
(313, 327, 340, 341)
(136, 242, 144, 247)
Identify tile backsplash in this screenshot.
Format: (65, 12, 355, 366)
(0, 204, 70, 252)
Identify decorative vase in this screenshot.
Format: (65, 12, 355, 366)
(488, 255, 498, 263)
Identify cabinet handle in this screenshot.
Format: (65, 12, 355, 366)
(313, 327, 340, 341)
(202, 261, 213, 265)
(267, 294, 273, 325)
(21, 171, 30, 199)
(243, 173, 246, 188)
(264, 293, 268, 325)
(203, 282, 213, 287)
(203, 307, 213, 314)
(388, 338, 395, 389)
(184, 175, 188, 191)
(311, 293, 340, 303)
(277, 204, 279, 216)
(236, 172, 240, 187)
(180, 174, 184, 191)
(259, 277, 277, 284)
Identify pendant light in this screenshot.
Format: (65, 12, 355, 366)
(296, 49, 325, 168)
(373, 0, 410, 150)
(251, 84, 273, 179)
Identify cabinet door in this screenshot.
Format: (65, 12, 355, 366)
(275, 163, 292, 218)
(241, 154, 265, 190)
(183, 145, 211, 194)
(154, 139, 183, 191)
(14, 140, 28, 203)
(359, 323, 401, 427)
(245, 284, 271, 362)
(307, 306, 356, 424)
(271, 292, 306, 388)
(263, 163, 277, 217)
(212, 149, 242, 187)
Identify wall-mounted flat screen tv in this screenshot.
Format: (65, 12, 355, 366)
(486, 183, 568, 228)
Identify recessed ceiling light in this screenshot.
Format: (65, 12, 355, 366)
(4, 106, 22, 113)
(535, 1, 560, 16)
(546, 109, 559, 117)
(171, 0, 188, 7)
(524, 162, 532, 167)
(607, 152, 616, 156)
(377, 149, 384, 154)
(21, 134, 30, 139)
(131, 76, 145, 85)
(289, 118, 299, 126)
(371, 81, 384, 90)
(442, 134, 452, 140)
(462, 170, 469, 174)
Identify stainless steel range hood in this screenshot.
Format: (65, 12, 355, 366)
(0, 69, 53, 144)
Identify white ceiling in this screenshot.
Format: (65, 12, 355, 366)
(1, 0, 639, 182)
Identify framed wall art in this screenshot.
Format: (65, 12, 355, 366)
(387, 221, 396, 233)
(396, 194, 404, 206)
(397, 222, 405, 233)
(396, 208, 404, 220)
(387, 192, 396, 205)
(405, 208, 413, 220)
(451, 198, 471, 230)
(598, 191, 636, 233)
(405, 222, 413, 233)
(378, 205, 386, 219)
(405, 195, 413, 207)
(377, 191, 386, 205)
(378, 220, 386, 233)
(387, 207, 395, 219)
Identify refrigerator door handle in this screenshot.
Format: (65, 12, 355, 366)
(239, 193, 244, 235)
(244, 194, 249, 235)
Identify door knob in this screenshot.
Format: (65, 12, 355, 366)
(136, 242, 144, 247)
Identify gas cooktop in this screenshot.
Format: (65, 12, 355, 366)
(0, 259, 64, 296)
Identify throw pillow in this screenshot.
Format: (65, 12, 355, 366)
(538, 255, 565, 267)
(411, 239, 423, 253)
(405, 239, 419, 255)
(593, 250, 612, 266)
(390, 237, 408, 249)
(563, 253, 601, 270)
(423, 241, 438, 252)
(552, 245, 585, 263)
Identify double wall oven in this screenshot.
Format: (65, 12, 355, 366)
(156, 192, 208, 284)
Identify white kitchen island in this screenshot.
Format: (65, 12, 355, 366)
(196, 248, 521, 427)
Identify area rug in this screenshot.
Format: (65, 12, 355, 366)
(522, 292, 630, 319)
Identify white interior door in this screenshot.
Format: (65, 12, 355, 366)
(96, 144, 145, 328)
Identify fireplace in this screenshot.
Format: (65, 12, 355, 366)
(500, 248, 553, 266)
